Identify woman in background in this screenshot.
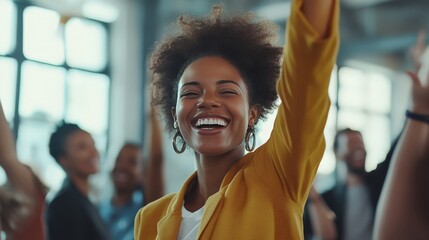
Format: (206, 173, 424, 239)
(46, 122, 111, 240)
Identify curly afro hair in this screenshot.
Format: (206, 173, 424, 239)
(151, 6, 283, 133)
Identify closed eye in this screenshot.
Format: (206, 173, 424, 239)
(219, 90, 238, 95)
(180, 91, 200, 98)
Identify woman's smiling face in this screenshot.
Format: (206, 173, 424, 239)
(173, 56, 260, 156)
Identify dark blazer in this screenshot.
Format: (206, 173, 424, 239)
(46, 178, 111, 240)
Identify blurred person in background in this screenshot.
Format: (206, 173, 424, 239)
(303, 130, 399, 240)
(0, 100, 47, 240)
(46, 122, 111, 240)
(99, 106, 164, 240)
(304, 127, 397, 240)
(374, 31, 429, 240)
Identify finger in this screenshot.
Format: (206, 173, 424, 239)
(406, 71, 421, 87)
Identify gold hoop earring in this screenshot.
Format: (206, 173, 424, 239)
(172, 123, 186, 154)
(245, 127, 256, 152)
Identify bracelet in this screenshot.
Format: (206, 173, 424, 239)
(406, 110, 429, 124)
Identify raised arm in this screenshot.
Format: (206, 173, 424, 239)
(0, 101, 40, 200)
(142, 105, 164, 205)
(374, 46, 429, 239)
(253, 0, 339, 203)
(303, 0, 336, 38)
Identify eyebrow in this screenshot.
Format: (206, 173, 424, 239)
(217, 80, 241, 87)
(180, 80, 241, 89)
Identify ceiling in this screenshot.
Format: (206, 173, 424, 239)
(145, 0, 429, 70)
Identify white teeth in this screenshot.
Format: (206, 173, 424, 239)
(195, 118, 227, 127)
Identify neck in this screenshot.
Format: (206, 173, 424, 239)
(185, 147, 244, 211)
(69, 173, 90, 196)
(113, 190, 134, 206)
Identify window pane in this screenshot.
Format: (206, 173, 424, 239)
(23, 6, 64, 65)
(20, 61, 66, 121)
(338, 67, 367, 110)
(0, 57, 17, 123)
(16, 119, 65, 191)
(337, 109, 367, 130)
(66, 70, 109, 153)
(65, 18, 107, 71)
(367, 72, 391, 113)
(0, 0, 16, 54)
(361, 116, 390, 171)
(339, 67, 392, 114)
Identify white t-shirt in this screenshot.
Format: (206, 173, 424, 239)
(177, 205, 204, 240)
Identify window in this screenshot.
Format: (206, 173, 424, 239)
(23, 6, 64, 65)
(0, 1, 111, 189)
(66, 70, 110, 154)
(65, 18, 107, 71)
(337, 66, 392, 171)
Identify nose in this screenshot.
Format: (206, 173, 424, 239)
(197, 91, 221, 109)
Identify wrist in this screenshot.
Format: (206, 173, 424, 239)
(406, 110, 429, 124)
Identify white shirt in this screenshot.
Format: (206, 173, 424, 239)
(177, 205, 204, 240)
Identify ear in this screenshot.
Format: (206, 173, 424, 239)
(171, 107, 177, 128)
(248, 104, 262, 127)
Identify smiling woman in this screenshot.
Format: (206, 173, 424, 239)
(135, 0, 339, 239)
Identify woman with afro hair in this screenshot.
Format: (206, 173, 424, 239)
(135, 0, 339, 239)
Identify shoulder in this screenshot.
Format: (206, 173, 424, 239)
(138, 193, 176, 218)
(135, 193, 177, 235)
(47, 186, 83, 216)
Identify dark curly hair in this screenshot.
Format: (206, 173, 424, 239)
(49, 122, 83, 163)
(151, 6, 283, 133)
